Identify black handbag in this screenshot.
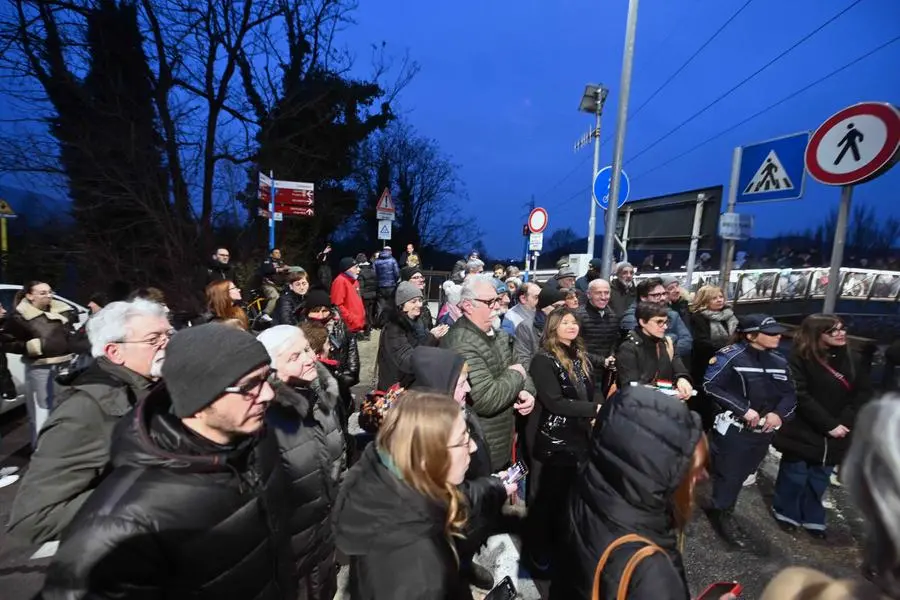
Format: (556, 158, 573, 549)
(532, 354, 592, 465)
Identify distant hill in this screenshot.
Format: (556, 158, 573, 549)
(0, 185, 73, 228)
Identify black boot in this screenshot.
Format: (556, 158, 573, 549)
(708, 508, 748, 549)
(462, 562, 494, 591)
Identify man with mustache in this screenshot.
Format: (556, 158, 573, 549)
(7, 298, 170, 544)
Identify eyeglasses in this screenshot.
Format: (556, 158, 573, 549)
(648, 318, 669, 327)
(825, 326, 847, 336)
(224, 370, 276, 399)
(118, 329, 175, 348)
(471, 296, 501, 308)
(410, 274, 425, 281)
(647, 291, 667, 299)
(448, 430, 471, 449)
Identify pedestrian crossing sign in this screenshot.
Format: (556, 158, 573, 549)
(736, 132, 809, 204)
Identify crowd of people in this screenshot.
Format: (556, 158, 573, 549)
(0, 243, 897, 600)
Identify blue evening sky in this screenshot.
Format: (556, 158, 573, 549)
(341, 0, 900, 257)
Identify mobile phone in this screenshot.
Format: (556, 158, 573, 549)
(502, 460, 529, 485)
(484, 575, 517, 600)
(697, 581, 742, 599)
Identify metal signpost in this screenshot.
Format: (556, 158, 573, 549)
(526, 207, 549, 279)
(0, 199, 16, 281)
(718, 132, 809, 296)
(375, 187, 395, 247)
(805, 102, 900, 314)
(259, 172, 315, 250)
(575, 84, 609, 258)
(601, 0, 640, 280)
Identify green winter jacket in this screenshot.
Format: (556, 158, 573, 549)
(440, 316, 536, 471)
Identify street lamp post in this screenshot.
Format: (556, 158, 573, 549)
(576, 84, 609, 258)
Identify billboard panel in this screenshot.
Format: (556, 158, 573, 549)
(616, 185, 723, 252)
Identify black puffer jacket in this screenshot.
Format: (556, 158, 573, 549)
(205, 258, 234, 285)
(576, 302, 619, 380)
(329, 317, 360, 388)
(357, 263, 378, 301)
(774, 348, 872, 466)
(273, 289, 306, 326)
(616, 328, 691, 388)
(376, 309, 438, 390)
(41, 386, 295, 600)
(550, 387, 702, 600)
(333, 444, 472, 600)
(268, 366, 346, 600)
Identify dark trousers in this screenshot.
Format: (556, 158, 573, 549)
(375, 287, 395, 327)
(772, 460, 833, 530)
(362, 297, 377, 335)
(525, 459, 577, 561)
(710, 427, 774, 511)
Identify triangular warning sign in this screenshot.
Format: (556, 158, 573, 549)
(0, 199, 15, 216)
(376, 188, 394, 212)
(743, 150, 795, 194)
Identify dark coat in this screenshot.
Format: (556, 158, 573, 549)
(41, 386, 295, 600)
(357, 263, 378, 301)
(373, 251, 400, 289)
(274, 289, 306, 326)
(615, 329, 690, 388)
(7, 359, 155, 544)
(376, 310, 438, 390)
(774, 348, 872, 466)
(7, 299, 76, 365)
(608, 279, 635, 319)
(576, 302, 620, 383)
(333, 444, 472, 600)
(550, 387, 702, 600)
(204, 258, 234, 286)
(268, 368, 346, 600)
(329, 317, 360, 388)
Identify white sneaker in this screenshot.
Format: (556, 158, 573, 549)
(743, 472, 757, 487)
(830, 470, 841, 487)
(0, 473, 19, 489)
(0, 465, 19, 478)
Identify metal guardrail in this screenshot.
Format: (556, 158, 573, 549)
(527, 267, 900, 304)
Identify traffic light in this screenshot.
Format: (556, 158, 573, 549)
(522, 224, 529, 237)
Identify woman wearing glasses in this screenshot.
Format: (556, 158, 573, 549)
(771, 314, 872, 539)
(615, 302, 693, 400)
(200, 280, 249, 329)
(258, 325, 345, 600)
(334, 391, 475, 600)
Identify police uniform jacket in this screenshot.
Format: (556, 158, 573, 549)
(703, 342, 797, 421)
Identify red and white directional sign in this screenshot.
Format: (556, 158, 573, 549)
(277, 205, 314, 218)
(274, 180, 315, 206)
(805, 102, 900, 186)
(376, 188, 395, 221)
(527, 207, 548, 234)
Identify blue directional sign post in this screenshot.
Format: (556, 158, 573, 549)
(736, 131, 809, 204)
(592, 166, 630, 210)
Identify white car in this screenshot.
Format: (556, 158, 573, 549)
(0, 284, 90, 416)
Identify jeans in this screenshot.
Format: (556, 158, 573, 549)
(772, 460, 833, 530)
(25, 363, 61, 448)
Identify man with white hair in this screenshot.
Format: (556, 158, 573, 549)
(440, 274, 536, 471)
(7, 299, 170, 544)
(609, 261, 637, 317)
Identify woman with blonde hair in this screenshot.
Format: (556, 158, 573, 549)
(689, 285, 738, 429)
(202, 280, 248, 329)
(333, 391, 475, 599)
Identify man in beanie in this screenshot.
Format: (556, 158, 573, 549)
(42, 324, 296, 599)
(376, 281, 448, 390)
(330, 257, 366, 334)
(575, 258, 604, 295)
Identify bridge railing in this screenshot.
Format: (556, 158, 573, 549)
(527, 267, 900, 304)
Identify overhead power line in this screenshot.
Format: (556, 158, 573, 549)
(629, 34, 900, 182)
(536, 0, 754, 204)
(625, 0, 863, 166)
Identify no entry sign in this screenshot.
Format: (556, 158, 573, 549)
(805, 102, 900, 186)
(528, 207, 548, 234)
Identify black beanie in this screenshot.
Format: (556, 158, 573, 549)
(537, 286, 566, 310)
(304, 289, 332, 311)
(400, 265, 423, 281)
(163, 323, 271, 418)
(338, 256, 357, 272)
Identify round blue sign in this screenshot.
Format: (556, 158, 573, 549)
(592, 166, 630, 210)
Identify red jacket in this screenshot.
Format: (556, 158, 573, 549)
(330, 273, 366, 333)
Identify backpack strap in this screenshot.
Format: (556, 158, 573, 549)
(591, 534, 661, 600)
(616, 544, 666, 600)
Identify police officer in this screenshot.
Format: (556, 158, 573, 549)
(703, 314, 796, 547)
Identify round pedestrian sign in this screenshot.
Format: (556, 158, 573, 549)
(593, 166, 630, 210)
(804, 102, 900, 186)
(527, 207, 548, 234)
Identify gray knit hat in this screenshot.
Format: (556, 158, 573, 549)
(163, 323, 271, 418)
(395, 281, 423, 307)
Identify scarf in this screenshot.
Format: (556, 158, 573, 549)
(700, 308, 738, 346)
